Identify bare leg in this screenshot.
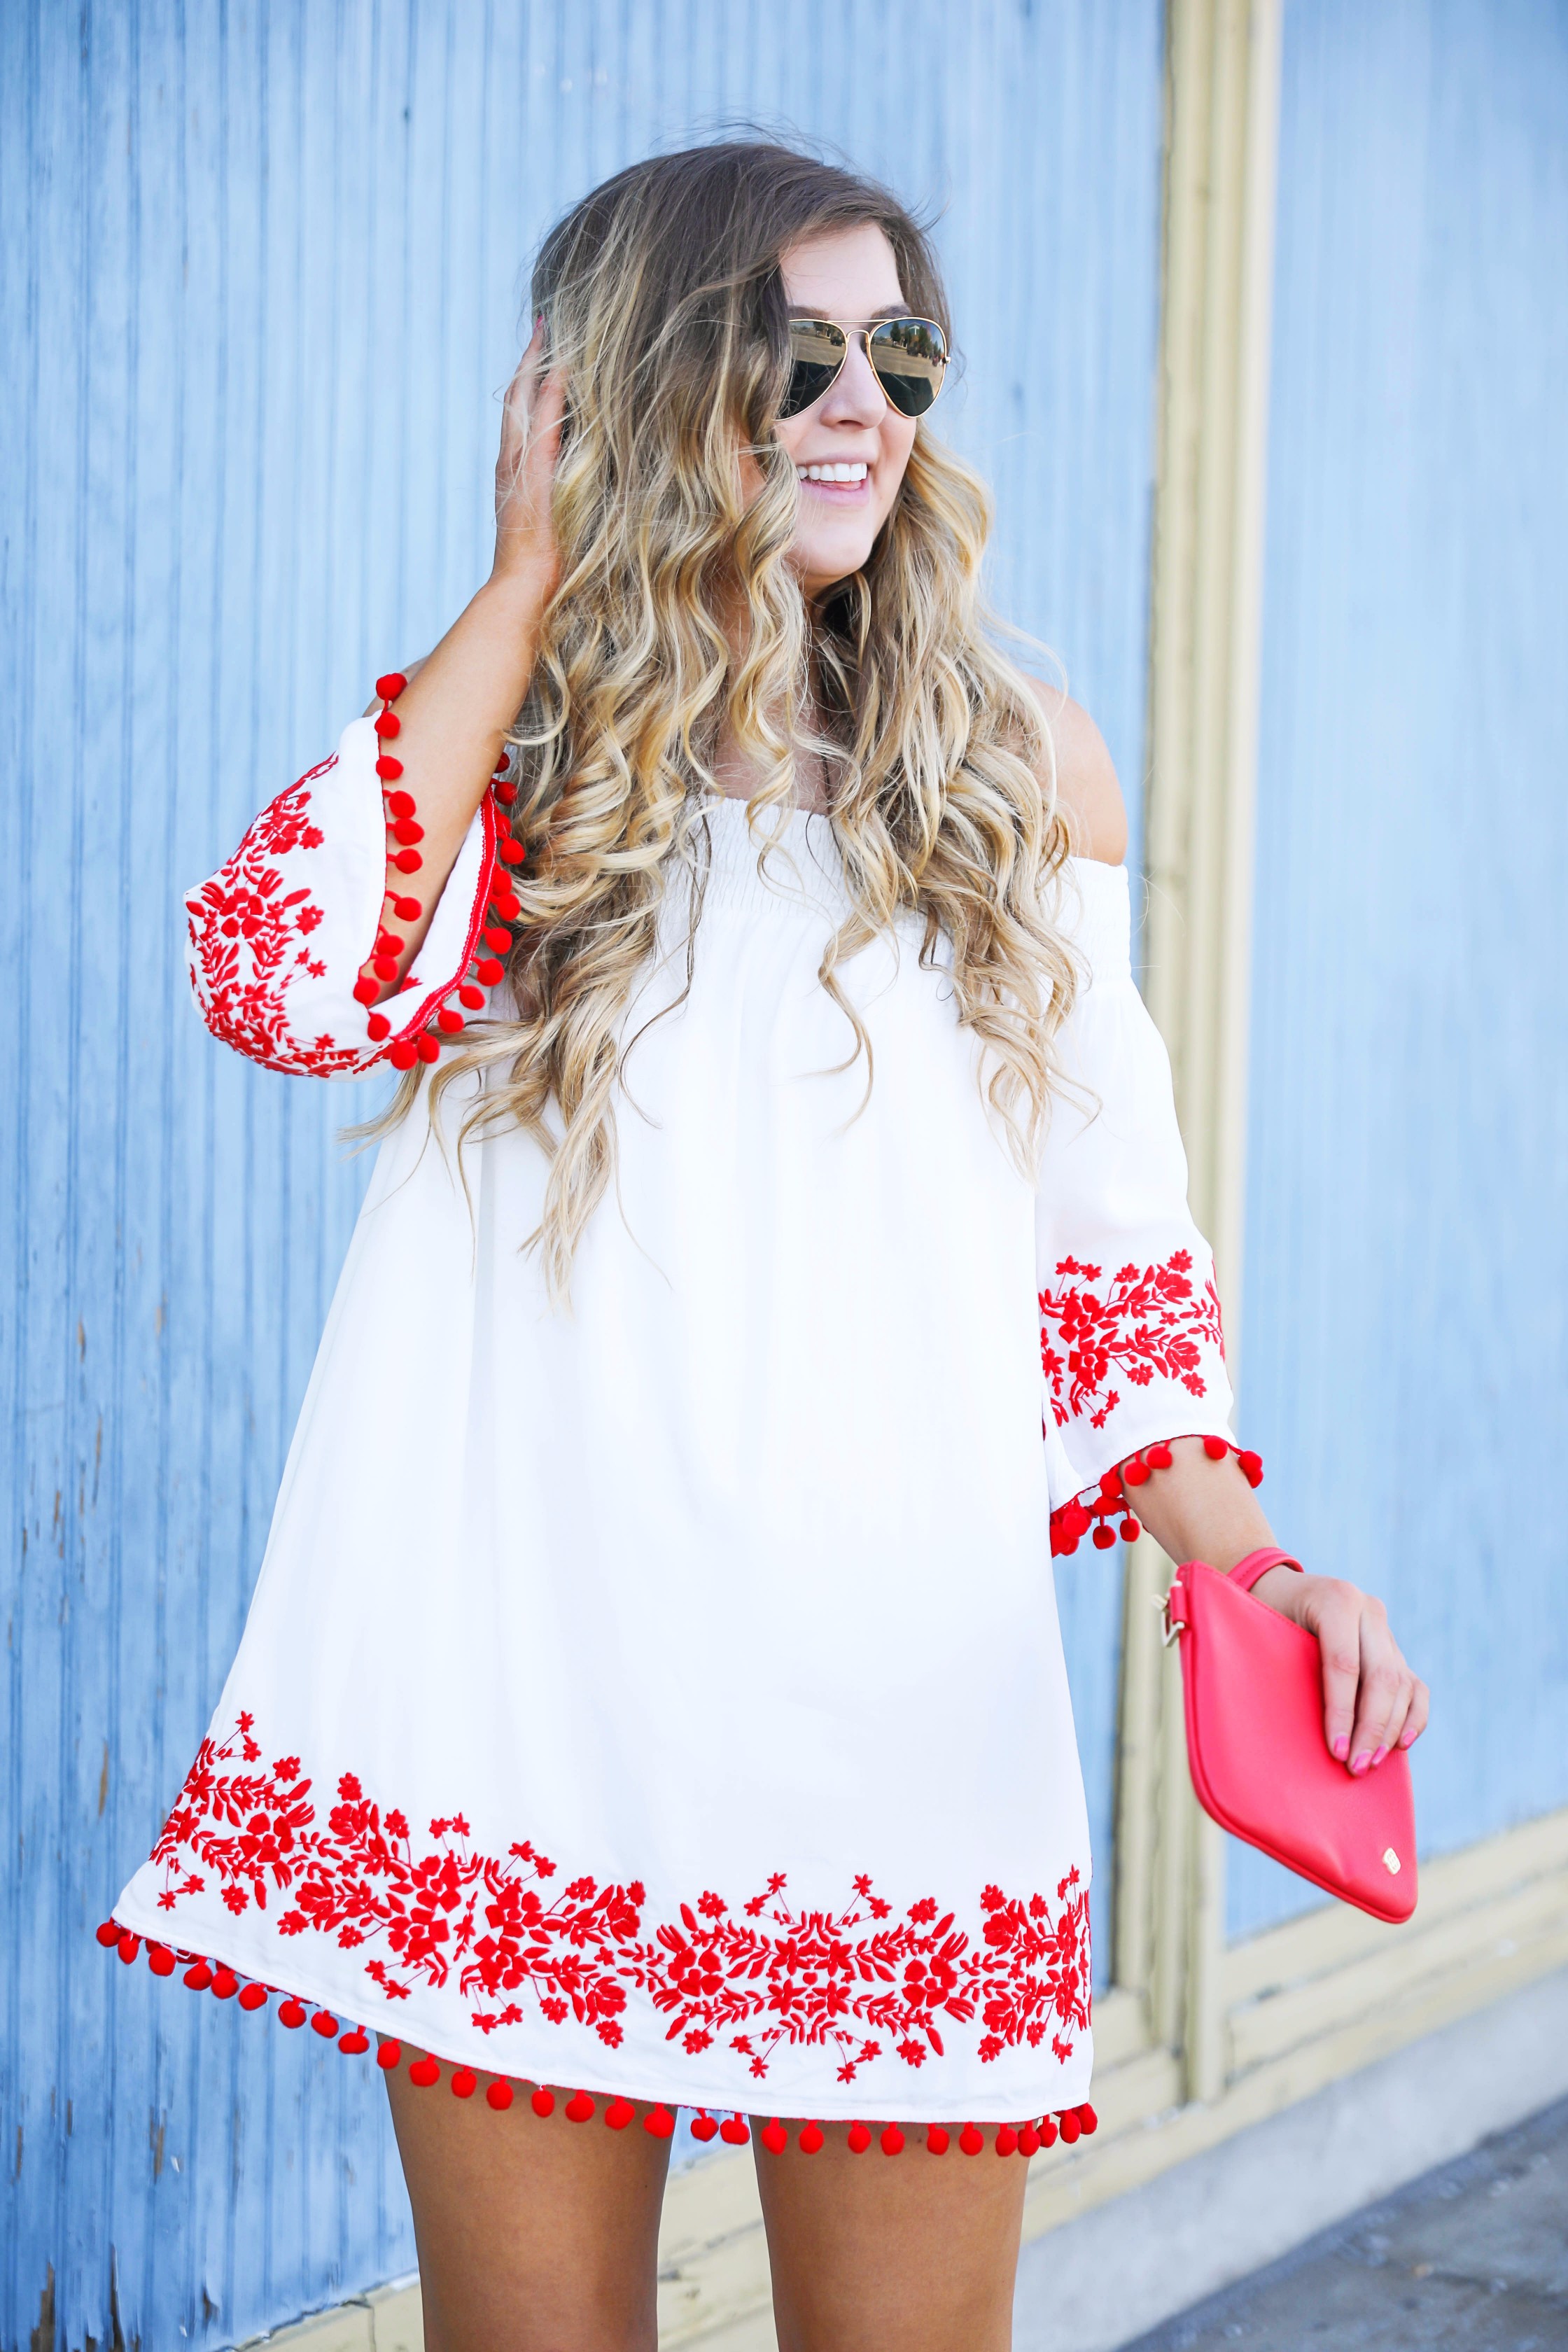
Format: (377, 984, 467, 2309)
(756, 2122, 1028, 2352)
(384, 2066, 671, 2352)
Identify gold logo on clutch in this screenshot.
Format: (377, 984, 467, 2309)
(1382, 1848, 1401, 1874)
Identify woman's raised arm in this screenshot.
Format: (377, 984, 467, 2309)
(183, 330, 563, 1079)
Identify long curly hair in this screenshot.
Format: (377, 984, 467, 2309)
(403, 140, 1077, 1296)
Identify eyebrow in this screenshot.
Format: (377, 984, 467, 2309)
(786, 302, 909, 321)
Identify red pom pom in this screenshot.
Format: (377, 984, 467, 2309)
(1077, 2103, 1098, 2135)
(212, 1970, 239, 2001)
(409, 2056, 440, 2089)
(1018, 2124, 1040, 2157)
(278, 1999, 307, 2029)
(486, 2079, 513, 2110)
(366, 1014, 391, 1042)
(183, 1962, 212, 1991)
(483, 926, 510, 953)
(690, 2112, 718, 2142)
(1238, 1449, 1264, 1487)
(1092, 1524, 1117, 1549)
(386, 790, 416, 818)
(1148, 1443, 1172, 1470)
(995, 2124, 1018, 2156)
(880, 2124, 905, 2155)
(475, 958, 504, 985)
(846, 2122, 872, 2154)
(492, 890, 519, 916)
(644, 2104, 675, 2138)
(394, 896, 423, 921)
(799, 2120, 824, 2153)
(926, 2125, 951, 2155)
(458, 984, 485, 1010)
(493, 779, 516, 803)
(392, 848, 424, 874)
(451, 2068, 477, 2099)
(353, 975, 379, 1004)
(496, 838, 525, 864)
(377, 2040, 402, 2070)
(147, 1945, 175, 1977)
(373, 709, 401, 738)
(605, 2096, 634, 2130)
(1058, 2110, 1082, 2144)
(959, 2123, 984, 2155)
(436, 1007, 464, 1035)
(372, 955, 398, 983)
(388, 1040, 418, 1070)
(566, 2090, 595, 2122)
(720, 2113, 751, 2146)
(416, 1035, 440, 1063)
(1203, 1434, 1228, 1460)
(1038, 2115, 1059, 2148)
(339, 2029, 369, 2053)
(1099, 1469, 1121, 1497)
(760, 2118, 788, 2154)
(1120, 1517, 1141, 1542)
(374, 755, 404, 780)
(238, 1983, 267, 2012)
(392, 819, 424, 847)
(96, 1919, 120, 1947)
(1124, 1457, 1149, 1486)
(531, 2086, 554, 2116)
(375, 672, 408, 701)
(309, 2008, 337, 2036)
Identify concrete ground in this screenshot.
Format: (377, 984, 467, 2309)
(1118, 2093, 1568, 2351)
(1012, 1970, 1568, 2352)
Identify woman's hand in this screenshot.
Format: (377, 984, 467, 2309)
(1252, 1567, 1430, 1774)
(1128, 1438, 1430, 1777)
(492, 318, 566, 604)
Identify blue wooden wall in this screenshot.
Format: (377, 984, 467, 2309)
(0, 4, 1163, 2343)
(1233, 0, 1568, 1938)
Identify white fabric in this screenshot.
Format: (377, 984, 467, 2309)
(118, 739, 1234, 2126)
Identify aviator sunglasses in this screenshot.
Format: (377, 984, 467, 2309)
(780, 314, 949, 420)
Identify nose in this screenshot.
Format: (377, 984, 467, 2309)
(818, 330, 888, 426)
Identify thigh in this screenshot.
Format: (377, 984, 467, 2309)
(755, 2122, 1029, 2352)
(384, 2064, 671, 2352)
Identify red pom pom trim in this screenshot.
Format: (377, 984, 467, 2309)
(1051, 1437, 1264, 1556)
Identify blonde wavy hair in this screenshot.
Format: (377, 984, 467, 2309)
(398, 141, 1078, 1296)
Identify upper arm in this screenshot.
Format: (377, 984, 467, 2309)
(1021, 679, 1128, 865)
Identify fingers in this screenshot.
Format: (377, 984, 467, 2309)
(1306, 1581, 1427, 1772)
(1312, 1585, 1364, 1766)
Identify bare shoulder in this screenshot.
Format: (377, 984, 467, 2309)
(1020, 678, 1128, 865)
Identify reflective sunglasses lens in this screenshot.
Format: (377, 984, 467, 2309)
(868, 318, 947, 416)
(780, 319, 848, 419)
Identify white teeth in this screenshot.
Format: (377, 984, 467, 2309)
(796, 461, 869, 483)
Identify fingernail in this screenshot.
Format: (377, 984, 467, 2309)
(1332, 1737, 1348, 1762)
(1371, 1746, 1387, 1768)
(1350, 1753, 1370, 1776)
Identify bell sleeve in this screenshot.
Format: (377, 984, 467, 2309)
(1035, 858, 1261, 1556)
(183, 715, 514, 1078)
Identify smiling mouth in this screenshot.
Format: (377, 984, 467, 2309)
(796, 461, 871, 499)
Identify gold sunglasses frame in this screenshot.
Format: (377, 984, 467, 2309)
(782, 315, 950, 419)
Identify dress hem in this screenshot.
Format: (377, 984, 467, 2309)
(97, 1905, 1098, 2142)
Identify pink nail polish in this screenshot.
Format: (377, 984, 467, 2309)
(1350, 1754, 1369, 1775)
(1371, 1746, 1387, 1768)
(1332, 1737, 1348, 1762)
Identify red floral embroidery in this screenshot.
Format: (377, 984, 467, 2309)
(186, 760, 371, 1075)
(149, 1716, 1091, 2085)
(1038, 1249, 1225, 1433)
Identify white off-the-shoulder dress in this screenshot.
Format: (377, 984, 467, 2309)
(107, 716, 1247, 2143)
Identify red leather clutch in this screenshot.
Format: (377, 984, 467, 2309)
(1163, 1548, 1418, 1924)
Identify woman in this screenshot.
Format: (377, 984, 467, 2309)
(104, 143, 1427, 2351)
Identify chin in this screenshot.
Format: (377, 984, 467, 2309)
(793, 524, 883, 592)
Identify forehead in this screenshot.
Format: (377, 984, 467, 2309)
(779, 222, 905, 314)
